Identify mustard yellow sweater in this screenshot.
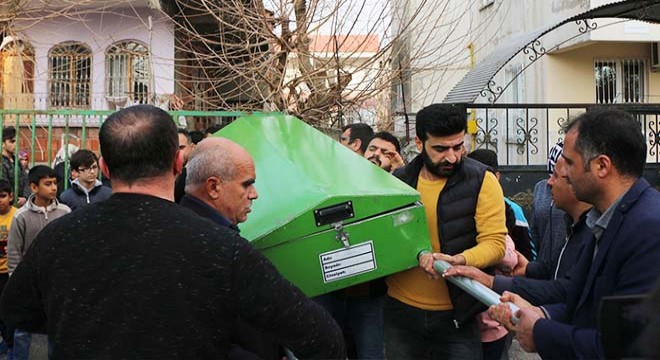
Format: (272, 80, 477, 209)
(386, 171, 507, 310)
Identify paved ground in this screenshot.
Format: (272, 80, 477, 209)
(508, 339, 542, 360)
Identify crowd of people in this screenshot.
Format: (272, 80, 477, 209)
(0, 104, 657, 359)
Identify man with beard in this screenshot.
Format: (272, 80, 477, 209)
(489, 109, 660, 359)
(364, 131, 405, 173)
(385, 103, 507, 359)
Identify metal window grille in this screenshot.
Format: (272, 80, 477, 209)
(595, 60, 617, 104)
(622, 59, 645, 103)
(106, 41, 150, 104)
(48, 42, 91, 108)
(595, 58, 645, 104)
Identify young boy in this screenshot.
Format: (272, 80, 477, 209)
(7, 165, 70, 360)
(0, 180, 16, 353)
(59, 150, 111, 211)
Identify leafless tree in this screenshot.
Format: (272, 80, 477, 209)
(1, 0, 504, 129)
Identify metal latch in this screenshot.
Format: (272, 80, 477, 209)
(332, 221, 350, 248)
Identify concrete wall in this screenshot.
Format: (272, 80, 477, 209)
(545, 41, 660, 103)
(15, 7, 174, 110)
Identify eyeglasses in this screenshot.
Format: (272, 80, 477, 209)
(78, 165, 98, 173)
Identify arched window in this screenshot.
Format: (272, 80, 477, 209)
(106, 41, 150, 104)
(48, 42, 92, 108)
(0, 38, 35, 109)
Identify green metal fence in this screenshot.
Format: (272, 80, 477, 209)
(0, 109, 261, 202)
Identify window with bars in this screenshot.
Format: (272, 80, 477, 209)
(106, 41, 150, 104)
(48, 42, 92, 109)
(594, 58, 646, 104)
(1, 40, 35, 95)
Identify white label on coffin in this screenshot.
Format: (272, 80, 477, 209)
(320, 241, 377, 283)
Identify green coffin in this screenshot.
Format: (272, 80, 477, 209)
(218, 114, 431, 297)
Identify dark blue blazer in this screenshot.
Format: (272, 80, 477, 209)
(533, 178, 660, 359)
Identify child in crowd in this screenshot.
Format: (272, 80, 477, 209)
(0, 180, 16, 354)
(18, 151, 29, 176)
(59, 150, 111, 211)
(7, 165, 70, 360)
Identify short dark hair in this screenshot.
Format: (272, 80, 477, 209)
(2, 127, 16, 142)
(29, 165, 57, 186)
(0, 179, 12, 194)
(205, 125, 222, 135)
(341, 123, 374, 153)
(190, 131, 204, 144)
(372, 131, 401, 153)
(415, 103, 467, 141)
(468, 149, 498, 173)
(100, 105, 178, 185)
(70, 149, 99, 171)
(566, 109, 646, 178)
(178, 128, 191, 143)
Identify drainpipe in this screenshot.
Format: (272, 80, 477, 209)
(466, 43, 477, 151)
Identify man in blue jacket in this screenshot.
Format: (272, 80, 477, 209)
(490, 109, 660, 359)
(444, 154, 592, 306)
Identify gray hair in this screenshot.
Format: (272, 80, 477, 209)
(184, 146, 235, 193)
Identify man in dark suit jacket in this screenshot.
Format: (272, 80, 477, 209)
(490, 109, 660, 359)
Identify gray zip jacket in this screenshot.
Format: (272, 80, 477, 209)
(7, 195, 70, 274)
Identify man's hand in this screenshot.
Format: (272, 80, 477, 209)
(511, 251, 529, 277)
(432, 253, 466, 266)
(442, 265, 494, 288)
(386, 151, 405, 173)
(419, 253, 466, 280)
(513, 307, 541, 352)
(488, 291, 543, 330)
(419, 252, 440, 279)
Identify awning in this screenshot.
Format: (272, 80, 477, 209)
(443, 0, 660, 104)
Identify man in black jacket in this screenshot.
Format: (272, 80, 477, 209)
(182, 136, 280, 360)
(0, 105, 345, 359)
(385, 103, 507, 359)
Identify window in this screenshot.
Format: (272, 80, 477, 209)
(48, 42, 92, 108)
(106, 41, 150, 104)
(504, 63, 523, 103)
(0, 39, 35, 109)
(594, 58, 646, 104)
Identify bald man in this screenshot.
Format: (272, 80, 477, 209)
(182, 137, 258, 229)
(181, 137, 284, 359)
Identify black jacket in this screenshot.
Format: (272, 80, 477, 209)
(393, 155, 493, 326)
(1, 193, 345, 359)
(492, 210, 592, 305)
(59, 180, 112, 211)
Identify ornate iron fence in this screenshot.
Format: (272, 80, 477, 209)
(471, 103, 660, 165)
(396, 103, 660, 166)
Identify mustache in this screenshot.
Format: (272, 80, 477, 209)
(368, 155, 381, 166)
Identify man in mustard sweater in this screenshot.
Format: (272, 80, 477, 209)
(388, 103, 507, 359)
